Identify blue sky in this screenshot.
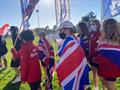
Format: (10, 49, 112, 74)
(0, 0, 102, 28)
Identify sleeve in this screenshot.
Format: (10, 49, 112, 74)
(11, 48, 18, 58)
(11, 48, 21, 59)
(38, 50, 46, 60)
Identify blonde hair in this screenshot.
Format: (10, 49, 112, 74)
(102, 18, 120, 44)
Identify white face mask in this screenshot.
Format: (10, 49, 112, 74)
(90, 25, 97, 32)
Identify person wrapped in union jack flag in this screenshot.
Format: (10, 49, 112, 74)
(76, 21, 91, 90)
(56, 21, 90, 90)
(38, 31, 55, 90)
(96, 18, 120, 90)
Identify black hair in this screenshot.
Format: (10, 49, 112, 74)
(10, 26, 18, 34)
(20, 30, 34, 41)
(77, 22, 88, 31)
(73, 26, 76, 33)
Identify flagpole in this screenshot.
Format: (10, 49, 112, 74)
(20, 0, 25, 30)
(101, 0, 103, 22)
(67, 0, 71, 20)
(36, 9, 40, 28)
(13, 0, 24, 46)
(54, 0, 58, 27)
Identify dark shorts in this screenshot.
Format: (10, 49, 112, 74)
(29, 80, 41, 90)
(105, 78, 116, 81)
(11, 59, 20, 67)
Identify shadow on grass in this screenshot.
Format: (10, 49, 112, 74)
(0, 68, 6, 73)
(3, 76, 21, 90)
(3, 81, 21, 90)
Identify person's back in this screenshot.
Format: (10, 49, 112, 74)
(20, 41, 41, 83)
(12, 30, 41, 90)
(96, 18, 120, 90)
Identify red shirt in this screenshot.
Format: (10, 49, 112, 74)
(12, 41, 41, 83)
(89, 31, 101, 62)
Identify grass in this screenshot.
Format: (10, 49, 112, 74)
(0, 36, 120, 90)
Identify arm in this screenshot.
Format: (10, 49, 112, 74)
(11, 48, 21, 59)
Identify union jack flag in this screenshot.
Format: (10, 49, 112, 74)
(56, 35, 89, 90)
(97, 43, 120, 68)
(97, 43, 120, 78)
(38, 37, 55, 76)
(21, 0, 39, 29)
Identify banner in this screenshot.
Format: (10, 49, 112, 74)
(102, 0, 120, 19)
(55, 0, 70, 25)
(0, 23, 9, 36)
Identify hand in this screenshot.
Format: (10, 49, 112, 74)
(11, 47, 15, 50)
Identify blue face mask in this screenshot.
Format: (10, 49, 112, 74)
(59, 32, 66, 39)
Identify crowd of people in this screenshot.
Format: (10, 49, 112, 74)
(0, 18, 120, 90)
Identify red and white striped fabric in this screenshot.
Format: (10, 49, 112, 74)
(0, 23, 9, 36)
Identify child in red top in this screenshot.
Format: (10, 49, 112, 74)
(89, 19, 101, 90)
(11, 30, 41, 90)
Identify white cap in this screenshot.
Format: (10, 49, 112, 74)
(58, 21, 74, 30)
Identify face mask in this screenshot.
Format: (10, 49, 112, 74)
(90, 25, 97, 32)
(59, 32, 66, 39)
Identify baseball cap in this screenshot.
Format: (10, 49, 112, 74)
(58, 21, 74, 30)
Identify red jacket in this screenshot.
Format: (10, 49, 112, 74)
(12, 41, 41, 83)
(89, 31, 101, 62)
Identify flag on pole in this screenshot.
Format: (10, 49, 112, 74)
(21, 0, 39, 29)
(0, 23, 9, 36)
(55, 0, 70, 25)
(56, 36, 89, 90)
(102, 0, 120, 19)
(38, 37, 56, 76)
